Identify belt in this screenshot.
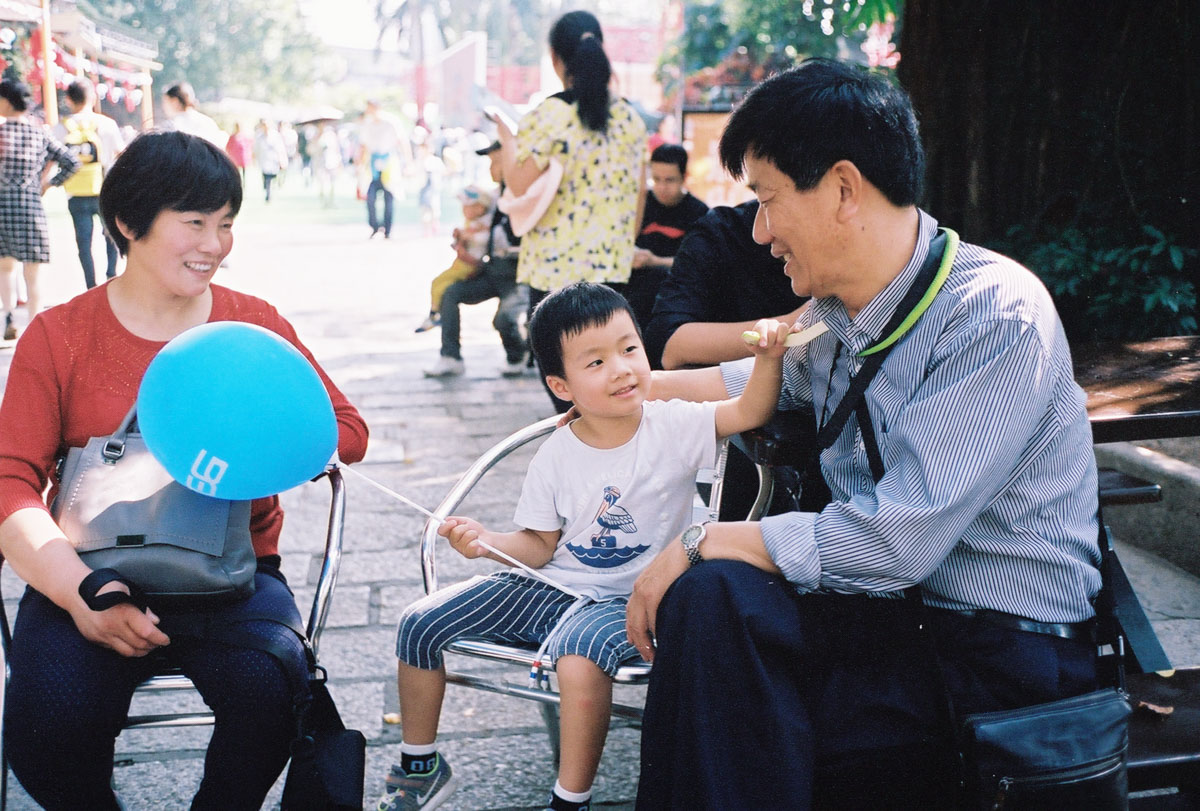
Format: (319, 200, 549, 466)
(945, 608, 1095, 641)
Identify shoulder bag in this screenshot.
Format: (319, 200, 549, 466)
(52, 404, 257, 609)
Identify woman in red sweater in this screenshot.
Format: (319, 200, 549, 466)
(0, 131, 369, 810)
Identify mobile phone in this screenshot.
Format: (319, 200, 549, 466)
(483, 106, 517, 134)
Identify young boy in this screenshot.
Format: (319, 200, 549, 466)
(377, 282, 788, 811)
(415, 185, 494, 333)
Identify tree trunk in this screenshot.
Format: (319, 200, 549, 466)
(898, 0, 1198, 246)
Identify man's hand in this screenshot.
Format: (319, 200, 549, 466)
(69, 581, 170, 658)
(626, 539, 690, 662)
(439, 516, 492, 559)
(631, 247, 653, 269)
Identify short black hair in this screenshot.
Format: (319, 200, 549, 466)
(100, 130, 242, 255)
(529, 282, 640, 380)
(719, 58, 924, 207)
(65, 80, 93, 107)
(0, 79, 31, 113)
(164, 82, 196, 109)
(649, 143, 688, 176)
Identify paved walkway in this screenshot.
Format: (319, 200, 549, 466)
(0, 182, 1196, 809)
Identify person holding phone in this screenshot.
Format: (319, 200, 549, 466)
(491, 10, 647, 412)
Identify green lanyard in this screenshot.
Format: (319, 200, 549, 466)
(858, 227, 960, 357)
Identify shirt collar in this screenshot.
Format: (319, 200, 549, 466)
(809, 210, 940, 355)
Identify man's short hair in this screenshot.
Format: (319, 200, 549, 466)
(719, 58, 924, 207)
(529, 282, 641, 380)
(100, 131, 242, 255)
(66, 80, 93, 107)
(649, 143, 688, 176)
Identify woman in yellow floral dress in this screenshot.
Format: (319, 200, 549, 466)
(495, 10, 647, 408)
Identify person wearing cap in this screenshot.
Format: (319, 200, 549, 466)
(415, 183, 496, 343)
(421, 141, 529, 379)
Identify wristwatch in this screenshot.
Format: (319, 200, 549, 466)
(680, 522, 708, 566)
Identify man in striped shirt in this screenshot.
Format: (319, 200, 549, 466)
(627, 59, 1103, 809)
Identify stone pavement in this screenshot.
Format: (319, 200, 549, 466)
(0, 187, 1197, 809)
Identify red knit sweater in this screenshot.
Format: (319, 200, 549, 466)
(0, 284, 369, 559)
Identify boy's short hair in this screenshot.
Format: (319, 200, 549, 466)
(529, 283, 641, 380)
(649, 143, 688, 176)
(719, 58, 924, 207)
(100, 130, 243, 256)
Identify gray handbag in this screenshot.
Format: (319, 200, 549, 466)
(52, 404, 256, 608)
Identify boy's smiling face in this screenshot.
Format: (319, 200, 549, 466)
(547, 310, 650, 422)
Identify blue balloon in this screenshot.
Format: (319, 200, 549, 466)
(138, 321, 338, 500)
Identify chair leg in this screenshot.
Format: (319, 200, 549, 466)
(539, 701, 561, 767)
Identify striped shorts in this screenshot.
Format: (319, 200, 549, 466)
(395, 571, 639, 676)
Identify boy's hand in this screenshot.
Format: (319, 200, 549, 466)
(439, 516, 491, 559)
(745, 318, 790, 359)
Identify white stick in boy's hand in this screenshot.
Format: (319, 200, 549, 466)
(742, 319, 829, 348)
(742, 318, 792, 357)
(439, 516, 494, 560)
(439, 517, 583, 598)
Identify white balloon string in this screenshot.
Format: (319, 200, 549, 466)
(335, 462, 582, 599)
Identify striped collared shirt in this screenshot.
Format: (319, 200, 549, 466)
(721, 210, 1101, 623)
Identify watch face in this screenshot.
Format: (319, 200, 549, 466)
(683, 525, 702, 544)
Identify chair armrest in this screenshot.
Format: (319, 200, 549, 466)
(421, 416, 561, 595)
(306, 467, 346, 659)
(730, 407, 817, 468)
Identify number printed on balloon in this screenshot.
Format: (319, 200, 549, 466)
(187, 449, 229, 496)
(138, 321, 338, 499)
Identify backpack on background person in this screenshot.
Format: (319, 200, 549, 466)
(62, 117, 104, 197)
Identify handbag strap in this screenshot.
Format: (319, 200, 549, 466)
(908, 500, 1125, 769)
(78, 567, 149, 612)
(102, 404, 140, 462)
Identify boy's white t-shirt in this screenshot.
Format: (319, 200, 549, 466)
(513, 398, 719, 601)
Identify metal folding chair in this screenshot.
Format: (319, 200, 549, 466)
(418, 415, 767, 761)
(0, 467, 347, 809)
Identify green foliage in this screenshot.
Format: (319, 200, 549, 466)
(675, 3, 732, 75)
(1005, 224, 1198, 341)
(89, 0, 329, 103)
(660, 0, 900, 107)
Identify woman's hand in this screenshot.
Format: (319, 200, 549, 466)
(69, 581, 171, 658)
(491, 112, 515, 144)
(439, 516, 492, 560)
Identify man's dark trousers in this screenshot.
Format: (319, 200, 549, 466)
(67, 196, 118, 289)
(636, 560, 1097, 810)
(366, 176, 393, 236)
(439, 272, 526, 363)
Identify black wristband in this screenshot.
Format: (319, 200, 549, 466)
(78, 568, 146, 612)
